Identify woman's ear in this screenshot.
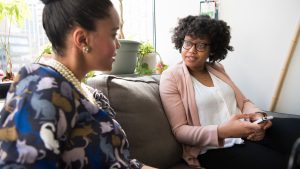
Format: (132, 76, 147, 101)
(72, 27, 88, 50)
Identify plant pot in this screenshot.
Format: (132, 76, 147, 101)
(110, 39, 140, 74)
(142, 52, 157, 72)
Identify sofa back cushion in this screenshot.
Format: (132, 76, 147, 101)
(87, 75, 182, 168)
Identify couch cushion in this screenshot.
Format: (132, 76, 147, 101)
(87, 75, 183, 169)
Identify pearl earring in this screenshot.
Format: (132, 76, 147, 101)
(83, 46, 91, 54)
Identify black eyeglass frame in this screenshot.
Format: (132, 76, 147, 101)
(182, 40, 210, 52)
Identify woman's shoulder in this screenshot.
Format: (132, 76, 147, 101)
(9, 63, 65, 97)
(16, 63, 52, 78)
(16, 63, 64, 82)
(207, 62, 226, 73)
(160, 61, 188, 87)
(162, 61, 184, 76)
(11, 63, 46, 87)
(16, 63, 40, 77)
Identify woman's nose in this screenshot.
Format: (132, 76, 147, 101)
(115, 39, 121, 49)
(189, 45, 197, 53)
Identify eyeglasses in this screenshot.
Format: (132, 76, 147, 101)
(182, 40, 210, 52)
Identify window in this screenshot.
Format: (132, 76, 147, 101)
(0, 0, 47, 73)
(111, 0, 154, 43)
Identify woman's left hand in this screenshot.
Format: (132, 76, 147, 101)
(246, 113, 272, 141)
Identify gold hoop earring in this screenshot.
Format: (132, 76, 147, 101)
(83, 46, 91, 54)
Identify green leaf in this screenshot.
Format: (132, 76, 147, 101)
(82, 71, 95, 83)
(138, 42, 154, 57)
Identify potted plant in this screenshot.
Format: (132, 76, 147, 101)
(0, 0, 28, 82)
(35, 44, 54, 63)
(136, 42, 168, 75)
(136, 42, 155, 75)
(155, 57, 168, 74)
(108, 0, 140, 75)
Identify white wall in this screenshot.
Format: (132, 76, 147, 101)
(275, 32, 300, 115)
(220, 0, 300, 114)
(156, 0, 300, 114)
(155, 0, 200, 65)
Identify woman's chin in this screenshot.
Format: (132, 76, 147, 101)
(95, 66, 112, 74)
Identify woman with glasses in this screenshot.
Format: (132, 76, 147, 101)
(159, 15, 300, 169)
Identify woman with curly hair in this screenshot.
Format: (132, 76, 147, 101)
(159, 15, 300, 169)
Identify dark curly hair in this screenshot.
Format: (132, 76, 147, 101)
(172, 15, 233, 63)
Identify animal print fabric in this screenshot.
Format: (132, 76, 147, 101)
(0, 64, 143, 169)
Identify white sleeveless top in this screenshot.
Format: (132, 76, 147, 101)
(191, 72, 244, 154)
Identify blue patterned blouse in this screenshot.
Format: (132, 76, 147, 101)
(0, 63, 142, 169)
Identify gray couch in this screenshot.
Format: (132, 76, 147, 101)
(87, 75, 194, 169)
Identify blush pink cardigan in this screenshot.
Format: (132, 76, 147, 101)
(159, 61, 261, 168)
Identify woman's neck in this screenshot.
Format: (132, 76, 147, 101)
(189, 64, 214, 87)
(188, 64, 207, 76)
(55, 55, 88, 81)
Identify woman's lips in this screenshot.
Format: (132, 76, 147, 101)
(186, 56, 197, 62)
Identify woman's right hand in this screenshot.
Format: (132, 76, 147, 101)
(217, 114, 261, 139)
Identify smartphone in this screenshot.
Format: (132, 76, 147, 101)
(253, 116, 274, 124)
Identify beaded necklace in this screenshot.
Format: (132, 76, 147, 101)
(46, 59, 98, 107)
